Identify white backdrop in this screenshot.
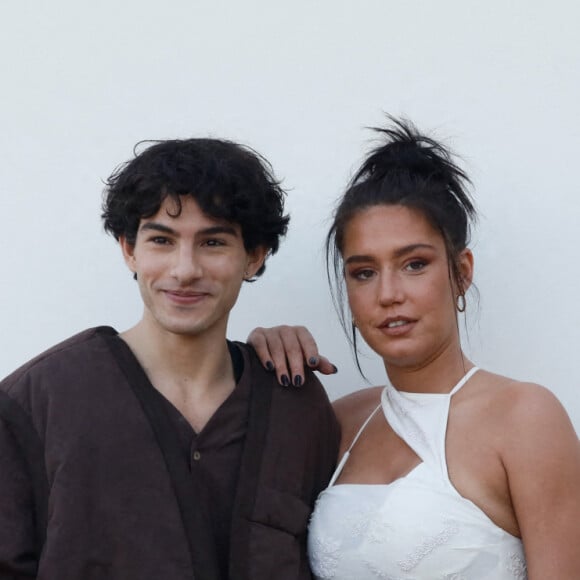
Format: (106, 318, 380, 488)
(1, 1, 579, 429)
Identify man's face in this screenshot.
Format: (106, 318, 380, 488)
(120, 196, 266, 340)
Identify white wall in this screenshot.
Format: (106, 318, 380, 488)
(1, 0, 579, 429)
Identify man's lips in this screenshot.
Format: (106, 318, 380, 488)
(163, 289, 210, 303)
(165, 290, 208, 296)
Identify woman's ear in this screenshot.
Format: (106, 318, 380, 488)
(457, 248, 474, 293)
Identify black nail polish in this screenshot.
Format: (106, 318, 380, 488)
(265, 361, 274, 371)
(281, 374, 290, 387)
(293, 375, 303, 387)
(308, 357, 318, 366)
(331, 365, 338, 374)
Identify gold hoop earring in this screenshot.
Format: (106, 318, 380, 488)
(456, 294, 466, 313)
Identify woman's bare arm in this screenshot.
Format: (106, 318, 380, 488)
(502, 383, 580, 578)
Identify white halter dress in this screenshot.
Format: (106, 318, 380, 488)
(308, 368, 527, 579)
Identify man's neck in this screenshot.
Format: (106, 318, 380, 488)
(120, 320, 236, 432)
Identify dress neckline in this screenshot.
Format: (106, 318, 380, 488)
(327, 367, 480, 488)
(386, 366, 479, 398)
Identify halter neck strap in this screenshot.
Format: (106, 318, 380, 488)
(327, 403, 381, 487)
(449, 366, 479, 396)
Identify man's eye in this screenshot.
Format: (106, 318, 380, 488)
(204, 239, 225, 247)
(150, 236, 170, 245)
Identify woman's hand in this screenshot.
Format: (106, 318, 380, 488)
(247, 325, 337, 387)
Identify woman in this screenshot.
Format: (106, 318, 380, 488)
(248, 118, 580, 578)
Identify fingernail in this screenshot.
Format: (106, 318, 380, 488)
(308, 357, 318, 366)
(265, 361, 274, 371)
(331, 365, 338, 374)
(293, 375, 303, 387)
(281, 374, 290, 387)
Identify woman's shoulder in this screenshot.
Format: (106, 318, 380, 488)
(470, 369, 576, 442)
(332, 385, 383, 437)
(472, 369, 562, 412)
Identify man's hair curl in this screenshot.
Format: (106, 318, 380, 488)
(102, 138, 289, 278)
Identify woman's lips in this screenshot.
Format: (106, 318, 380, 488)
(378, 317, 416, 336)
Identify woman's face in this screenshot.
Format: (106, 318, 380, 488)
(342, 204, 472, 371)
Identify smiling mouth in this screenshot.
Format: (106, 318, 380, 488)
(387, 320, 408, 328)
(164, 287, 209, 296)
(164, 290, 209, 303)
(378, 317, 416, 333)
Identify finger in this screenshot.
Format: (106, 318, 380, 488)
(246, 328, 275, 371)
(290, 326, 321, 370)
(261, 327, 295, 386)
(247, 325, 322, 387)
(311, 356, 338, 376)
(276, 326, 311, 387)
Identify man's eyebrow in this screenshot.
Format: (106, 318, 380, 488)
(199, 225, 239, 237)
(139, 222, 175, 234)
(139, 223, 239, 237)
(344, 243, 435, 265)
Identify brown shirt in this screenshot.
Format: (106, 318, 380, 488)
(0, 326, 339, 580)
(148, 341, 247, 579)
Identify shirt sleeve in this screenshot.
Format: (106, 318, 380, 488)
(0, 410, 41, 577)
(315, 385, 341, 495)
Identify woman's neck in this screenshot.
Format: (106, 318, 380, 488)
(385, 347, 474, 394)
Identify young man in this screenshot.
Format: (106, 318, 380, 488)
(0, 139, 339, 580)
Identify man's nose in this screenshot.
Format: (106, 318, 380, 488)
(171, 245, 203, 282)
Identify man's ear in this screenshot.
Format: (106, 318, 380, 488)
(245, 246, 268, 280)
(457, 248, 474, 293)
(119, 236, 137, 274)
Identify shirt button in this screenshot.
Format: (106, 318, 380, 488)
(193, 450, 201, 461)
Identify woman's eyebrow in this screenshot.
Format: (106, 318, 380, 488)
(344, 254, 375, 265)
(345, 243, 435, 265)
(392, 243, 435, 258)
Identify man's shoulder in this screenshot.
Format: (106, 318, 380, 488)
(235, 341, 333, 409)
(1, 326, 118, 395)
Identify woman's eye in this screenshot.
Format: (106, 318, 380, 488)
(352, 269, 375, 280)
(405, 260, 427, 272)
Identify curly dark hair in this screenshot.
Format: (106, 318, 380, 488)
(327, 116, 477, 373)
(102, 138, 289, 278)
